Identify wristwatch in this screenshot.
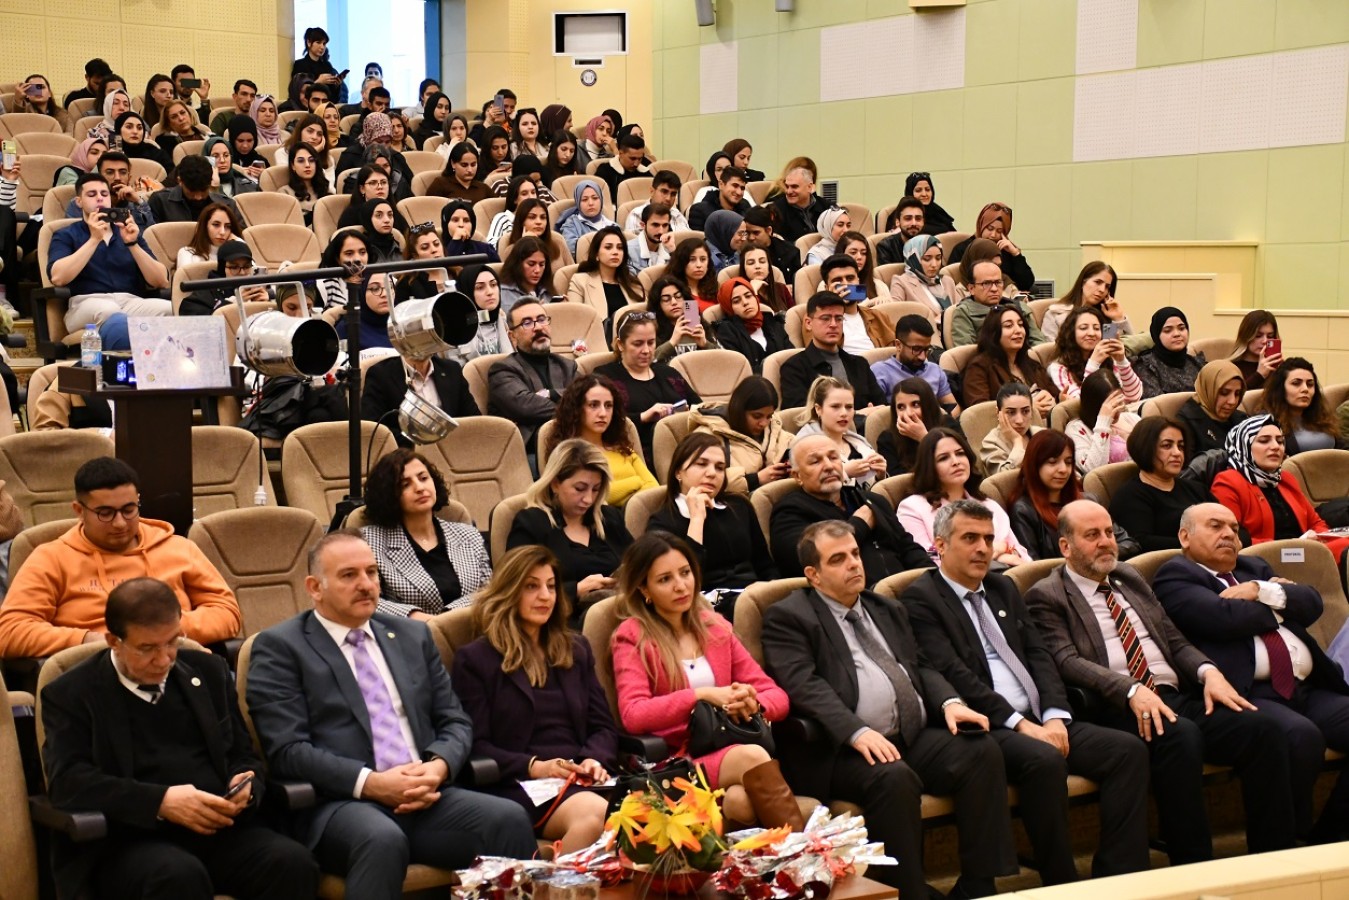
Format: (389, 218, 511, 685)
(1126, 682, 1142, 700)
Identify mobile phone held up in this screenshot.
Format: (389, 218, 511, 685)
(1101, 322, 1121, 342)
(1264, 338, 1282, 359)
(104, 207, 130, 225)
(682, 299, 701, 331)
(493, 93, 505, 113)
(843, 284, 867, 303)
(1, 141, 15, 170)
(180, 78, 202, 89)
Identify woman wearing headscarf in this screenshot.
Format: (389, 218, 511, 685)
(703, 210, 743, 272)
(692, 151, 734, 208)
(712, 277, 789, 374)
(357, 197, 401, 262)
(949, 202, 1035, 292)
(575, 114, 615, 171)
(317, 101, 352, 151)
(1212, 414, 1349, 562)
(558, 179, 616, 258)
(54, 137, 108, 187)
(94, 88, 132, 141)
(412, 91, 451, 149)
(439, 199, 500, 263)
(806, 206, 849, 267)
(539, 104, 572, 145)
(113, 111, 171, 171)
(888, 234, 955, 323)
(226, 115, 268, 173)
(335, 113, 415, 190)
(904, 171, 956, 235)
(1133, 307, 1206, 399)
(248, 94, 283, 146)
(1178, 359, 1249, 455)
(203, 136, 260, 199)
(446, 262, 512, 364)
(281, 72, 312, 113)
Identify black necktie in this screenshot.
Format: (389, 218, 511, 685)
(137, 684, 162, 705)
(843, 607, 926, 746)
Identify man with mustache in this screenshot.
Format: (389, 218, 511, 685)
(245, 532, 535, 899)
(1154, 502, 1349, 842)
(1026, 500, 1297, 864)
(487, 300, 578, 455)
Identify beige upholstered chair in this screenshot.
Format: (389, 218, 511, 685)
(960, 401, 1000, 463)
(624, 486, 667, 539)
(871, 474, 916, 511)
(243, 224, 320, 270)
(652, 412, 694, 483)
(141, 221, 196, 271)
(191, 426, 276, 515)
(281, 422, 398, 524)
(488, 493, 530, 564)
(1282, 450, 1349, 505)
(418, 416, 532, 531)
(14, 131, 76, 157)
(1049, 398, 1081, 433)
(461, 353, 507, 414)
(749, 479, 801, 543)
(1140, 391, 1195, 420)
(761, 349, 801, 402)
(1243, 540, 1349, 648)
(234, 192, 305, 228)
(425, 606, 478, 672)
(1124, 548, 1182, 584)
(1, 688, 38, 900)
(0, 431, 115, 526)
(8, 518, 77, 583)
(1082, 461, 1139, 509)
(980, 469, 1023, 512)
(669, 350, 751, 405)
(545, 303, 605, 359)
(312, 194, 352, 247)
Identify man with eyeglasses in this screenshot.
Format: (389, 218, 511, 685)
(950, 259, 1046, 349)
(872, 314, 960, 412)
(779, 291, 886, 410)
(0, 457, 240, 659)
(487, 301, 578, 454)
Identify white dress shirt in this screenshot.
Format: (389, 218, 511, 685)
(404, 359, 441, 409)
(314, 611, 420, 798)
(1065, 567, 1185, 690)
(111, 652, 166, 704)
(1196, 564, 1313, 682)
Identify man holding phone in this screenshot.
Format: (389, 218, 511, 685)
(40, 577, 318, 900)
(49, 172, 171, 334)
(171, 64, 212, 125)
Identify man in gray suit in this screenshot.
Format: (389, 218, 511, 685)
(487, 300, 578, 454)
(245, 531, 535, 899)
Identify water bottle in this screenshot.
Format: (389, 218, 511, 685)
(80, 324, 103, 386)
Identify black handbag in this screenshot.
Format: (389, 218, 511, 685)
(687, 699, 775, 758)
(606, 756, 698, 815)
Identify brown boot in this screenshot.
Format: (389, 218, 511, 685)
(741, 759, 806, 832)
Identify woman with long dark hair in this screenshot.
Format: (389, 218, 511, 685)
(647, 276, 715, 361)
(498, 235, 553, 313)
(1041, 262, 1128, 342)
(668, 237, 719, 313)
(427, 142, 493, 203)
(688, 376, 794, 493)
(1066, 368, 1139, 477)
(1229, 309, 1282, 390)
(961, 306, 1058, 409)
(567, 225, 645, 321)
(1046, 305, 1141, 401)
(1260, 358, 1346, 454)
(277, 144, 329, 225)
(877, 378, 956, 475)
(546, 375, 657, 508)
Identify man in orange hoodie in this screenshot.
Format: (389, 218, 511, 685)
(0, 457, 241, 658)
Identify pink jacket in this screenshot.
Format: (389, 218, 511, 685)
(611, 611, 789, 752)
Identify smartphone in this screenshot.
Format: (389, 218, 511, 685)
(670, 400, 689, 412)
(493, 92, 505, 113)
(682, 299, 701, 330)
(252, 265, 267, 276)
(954, 720, 986, 736)
(24, 84, 42, 97)
(337, 69, 350, 80)
(180, 78, 202, 89)
(1264, 338, 1282, 358)
(0, 141, 15, 170)
(223, 773, 255, 800)
(104, 207, 130, 224)
(843, 283, 867, 302)
(1101, 322, 1121, 341)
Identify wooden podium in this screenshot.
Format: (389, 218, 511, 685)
(58, 366, 248, 536)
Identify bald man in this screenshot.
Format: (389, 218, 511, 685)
(1024, 499, 1296, 864)
(1154, 502, 1349, 842)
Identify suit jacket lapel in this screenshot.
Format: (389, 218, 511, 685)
(808, 591, 858, 704)
(931, 575, 988, 674)
(302, 612, 373, 742)
(93, 656, 137, 776)
(170, 661, 226, 777)
(1059, 567, 1111, 665)
(862, 594, 910, 665)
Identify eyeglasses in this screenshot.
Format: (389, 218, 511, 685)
(79, 500, 141, 523)
(511, 314, 551, 331)
(409, 221, 437, 236)
(974, 280, 1004, 290)
(366, 281, 388, 296)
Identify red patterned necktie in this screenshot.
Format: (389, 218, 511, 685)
(1098, 584, 1156, 691)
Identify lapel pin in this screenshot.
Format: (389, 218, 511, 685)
(997, 609, 1006, 618)
(190, 677, 202, 686)
(387, 632, 396, 639)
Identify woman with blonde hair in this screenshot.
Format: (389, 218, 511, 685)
(793, 376, 886, 488)
(452, 545, 618, 852)
(611, 532, 804, 830)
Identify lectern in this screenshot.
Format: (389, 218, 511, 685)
(58, 366, 248, 535)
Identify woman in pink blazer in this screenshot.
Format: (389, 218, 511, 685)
(610, 532, 804, 830)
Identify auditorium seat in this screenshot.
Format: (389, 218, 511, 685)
(14, 131, 75, 158)
(873, 567, 934, 602)
(243, 224, 320, 270)
(545, 301, 605, 357)
(1005, 557, 1066, 595)
(1242, 539, 1349, 648)
(488, 493, 529, 564)
(461, 352, 507, 415)
(863, 406, 893, 450)
(1140, 391, 1195, 420)
(344, 499, 474, 529)
(576, 350, 617, 377)
(669, 349, 751, 405)
(281, 421, 397, 525)
(1082, 461, 1138, 509)
(761, 348, 801, 402)
(234, 191, 305, 228)
(8, 518, 77, 584)
(652, 412, 694, 482)
(2, 689, 38, 900)
(959, 401, 1000, 460)
(871, 473, 915, 511)
(0, 430, 115, 526)
(792, 264, 821, 303)
(418, 416, 532, 530)
(1049, 398, 1081, 433)
(979, 469, 1023, 512)
(191, 426, 277, 515)
(1123, 548, 1182, 584)
(637, 263, 667, 295)
(750, 478, 801, 543)
(623, 486, 666, 539)
(142, 221, 196, 273)
(1281, 449, 1349, 506)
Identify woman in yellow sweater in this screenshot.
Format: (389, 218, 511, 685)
(545, 374, 657, 507)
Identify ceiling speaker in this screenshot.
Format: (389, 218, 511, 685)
(695, 0, 715, 27)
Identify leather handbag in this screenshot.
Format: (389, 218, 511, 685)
(687, 699, 775, 758)
(606, 756, 698, 815)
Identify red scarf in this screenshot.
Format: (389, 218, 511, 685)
(718, 277, 762, 333)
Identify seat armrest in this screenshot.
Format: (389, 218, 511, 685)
(28, 795, 108, 842)
(773, 716, 826, 745)
(1066, 686, 1103, 721)
(2, 657, 49, 696)
(273, 780, 317, 810)
(1, 333, 25, 348)
(617, 732, 669, 763)
(461, 756, 501, 787)
(209, 638, 244, 671)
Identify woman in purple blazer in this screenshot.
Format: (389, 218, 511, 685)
(451, 545, 618, 852)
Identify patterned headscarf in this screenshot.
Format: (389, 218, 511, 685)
(359, 112, 392, 148)
(1223, 413, 1283, 489)
(902, 234, 947, 305)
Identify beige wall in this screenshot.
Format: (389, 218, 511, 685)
(11, 0, 294, 102)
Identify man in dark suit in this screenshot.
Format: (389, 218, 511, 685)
(1025, 500, 1297, 863)
(488, 300, 579, 454)
(762, 520, 1018, 899)
(902, 501, 1149, 884)
(1155, 502, 1349, 841)
(361, 353, 480, 447)
(41, 577, 318, 900)
(770, 434, 931, 583)
(779, 292, 886, 409)
(245, 531, 535, 899)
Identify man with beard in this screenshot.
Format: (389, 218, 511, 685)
(875, 197, 926, 266)
(487, 300, 578, 454)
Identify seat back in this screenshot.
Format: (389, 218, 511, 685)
(761, 348, 801, 402)
(1244, 540, 1349, 647)
(650, 159, 696, 184)
(340, 113, 361, 134)
(471, 197, 507, 239)
(980, 468, 1023, 511)
(15, 154, 66, 215)
(402, 150, 443, 175)
(938, 344, 978, 375)
(616, 177, 653, 205)
(1240, 388, 1264, 414)
(258, 165, 290, 193)
(783, 305, 808, 348)
(1082, 461, 1138, 508)
(42, 184, 76, 224)
(0, 112, 63, 139)
(733, 578, 809, 666)
(1028, 342, 1058, 368)
(576, 350, 617, 377)
(1124, 549, 1182, 584)
(841, 202, 874, 236)
(425, 606, 479, 672)
(0, 431, 115, 526)
(171, 260, 218, 314)
(1049, 398, 1081, 433)
(1281, 450, 1349, 505)
(0, 685, 38, 900)
(128, 157, 166, 184)
(461, 352, 507, 415)
(9, 518, 77, 584)
(243, 224, 320, 269)
(669, 350, 751, 405)
(545, 302, 605, 359)
(553, 174, 613, 209)
(637, 263, 668, 295)
(488, 493, 530, 564)
(397, 195, 451, 231)
(281, 421, 398, 523)
(234, 192, 305, 228)
(1190, 337, 1237, 362)
(871, 473, 916, 511)
(792, 264, 822, 303)
(873, 568, 930, 602)
(552, 263, 580, 298)
(312, 194, 352, 247)
(579, 596, 629, 720)
(936, 231, 970, 263)
(677, 179, 710, 212)
(960, 401, 1000, 466)
(1028, 298, 1058, 329)
(188, 507, 322, 636)
(652, 412, 694, 483)
(537, 418, 642, 473)
(171, 139, 207, 165)
(418, 417, 532, 530)
(14, 131, 76, 157)
(23, 362, 74, 427)
(1140, 391, 1195, 420)
(863, 406, 893, 450)
(750, 479, 801, 543)
(191, 425, 276, 515)
(624, 486, 668, 539)
(142, 221, 197, 272)
(1005, 557, 1065, 595)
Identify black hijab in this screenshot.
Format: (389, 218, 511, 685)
(113, 111, 162, 164)
(456, 263, 501, 323)
(415, 91, 451, 144)
(905, 171, 956, 234)
(1149, 306, 1191, 369)
(358, 198, 400, 261)
(704, 150, 732, 182)
(226, 115, 267, 167)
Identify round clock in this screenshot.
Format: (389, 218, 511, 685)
(580, 68, 598, 87)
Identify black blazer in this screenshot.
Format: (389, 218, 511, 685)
(714, 315, 791, 374)
(147, 186, 237, 224)
(506, 506, 633, 604)
(41, 649, 261, 900)
(450, 635, 618, 781)
(1153, 555, 1349, 695)
(901, 568, 1070, 726)
(648, 494, 777, 589)
(779, 343, 885, 410)
(1009, 495, 1142, 562)
(770, 486, 932, 585)
(760, 588, 957, 800)
(360, 356, 481, 446)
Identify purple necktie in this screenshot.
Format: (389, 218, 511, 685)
(344, 629, 415, 771)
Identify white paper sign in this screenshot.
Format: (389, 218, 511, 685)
(1281, 548, 1305, 564)
(128, 317, 232, 390)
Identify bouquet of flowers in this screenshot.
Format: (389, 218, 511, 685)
(605, 767, 728, 893)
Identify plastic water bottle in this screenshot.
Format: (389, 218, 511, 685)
(80, 324, 103, 386)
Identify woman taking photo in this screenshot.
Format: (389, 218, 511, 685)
(498, 235, 554, 313)
(737, 246, 792, 312)
(611, 532, 803, 831)
(1178, 360, 1249, 454)
(559, 180, 617, 259)
(1133, 308, 1206, 399)
(451, 545, 617, 853)
(1213, 415, 1349, 563)
(1066, 369, 1139, 477)
(276, 144, 329, 225)
(877, 378, 955, 475)
(547, 376, 657, 508)
(177, 202, 244, 269)
(713, 277, 789, 374)
(427, 142, 493, 203)
(1107, 417, 1210, 553)
(440, 199, 500, 263)
(668, 237, 719, 313)
(360, 448, 493, 617)
(1230, 310, 1282, 390)
(1260, 358, 1346, 454)
(648, 276, 716, 361)
(979, 383, 1044, 475)
(961, 306, 1058, 410)
(508, 439, 633, 615)
(793, 377, 886, 489)
(393, 221, 451, 302)
(1041, 262, 1129, 342)
(596, 311, 702, 466)
(567, 225, 645, 322)
(897, 428, 1031, 566)
(12, 74, 69, 131)
(648, 434, 777, 616)
(1046, 305, 1142, 401)
(688, 376, 794, 493)
(834, 232, 886, 300)
(889, 235, 954, 323)
(442, 263, 510, 363)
